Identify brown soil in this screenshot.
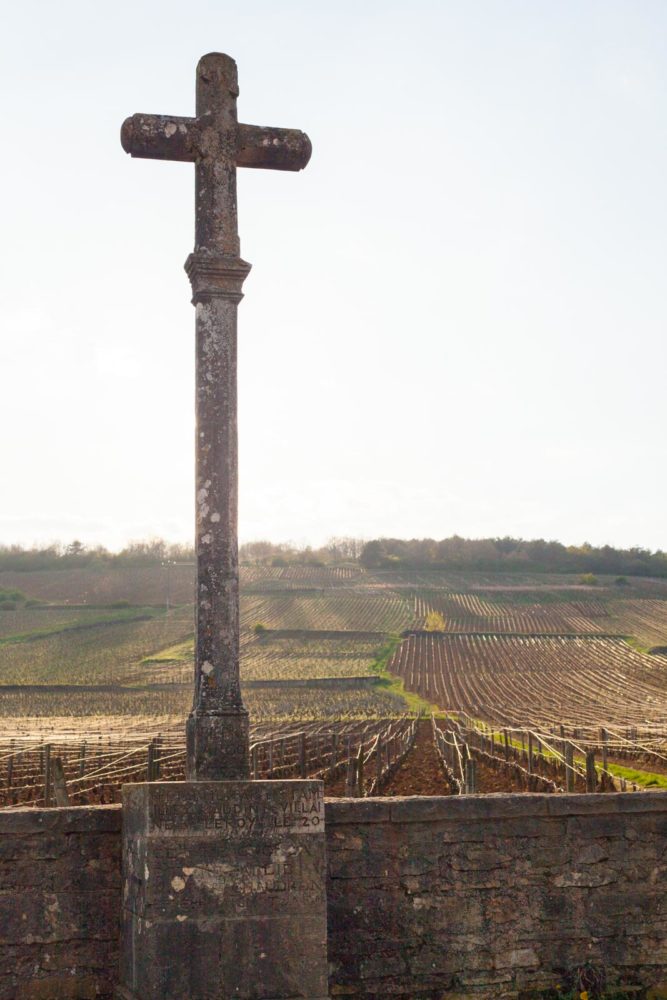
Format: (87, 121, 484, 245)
(325, 768, 351, 797)
(325, 720, 551, 797)
(474, 757, 526, 794)
(373, 719, 454, 796)
(374, 721, 543, 796)
(324, 720, 454, 797)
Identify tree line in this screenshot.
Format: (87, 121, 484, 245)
(1, 535, 664, 579)
(0, 540, 194, 572)
(0, 537, 364, 572)
(359, 536, 667, 578)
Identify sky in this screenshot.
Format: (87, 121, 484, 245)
(1, 0, 665, 552)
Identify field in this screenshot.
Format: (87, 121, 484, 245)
(3, 562, 667, 803)
(0, 565, 194, 605)
(0, 683, 406, 728)
(0, 606, 193, 685)
(241, 590, 412, 633)
(389, 633, 667, 732)
(411, 591, 612, 634)
(0, 715, 418, 806)
(606, 599, 667, 649)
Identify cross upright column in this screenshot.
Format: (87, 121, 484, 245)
(117, 55, 328, 1000)
(185, 53, 250, 780)
(184, 251, 251, 779)
(121, 51, 311, 779)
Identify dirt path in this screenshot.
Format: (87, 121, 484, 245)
(325, 720, 534, 797)
(374, 720, 532, 796)
(375, 719, 454, 796)
(324, 720, 454, 797)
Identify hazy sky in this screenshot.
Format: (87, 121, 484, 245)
(1, 0, 665, 551)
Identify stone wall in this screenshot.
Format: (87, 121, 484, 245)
(0, 806, 121, 1000)
(3, 793, 667, 999)
(327, 793, 667, 999)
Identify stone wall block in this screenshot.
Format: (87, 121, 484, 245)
(5, 793, 667, 998)
(326, 797, 392, 824)
(566, 814, 629, 839)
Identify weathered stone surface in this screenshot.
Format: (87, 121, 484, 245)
(6, 793, 667, 997)
(326, 791, 667, 998)
(0, 805, 121, 1000)
(121, 52, 311, 782)
(118, 781, 328, 1000)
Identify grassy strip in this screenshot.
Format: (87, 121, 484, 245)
(370, 636, 448, 716)
(374, 675, 447, 716)
(622, 634, 655, 655)
(0, 607, 164, 646)
(142, 638, 194, 664)
(604, 762, 667, 789)
(369, 635, 401, 673)
(469, 719, 667, 789)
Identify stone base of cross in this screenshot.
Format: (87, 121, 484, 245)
(117, 780, 328, 1000)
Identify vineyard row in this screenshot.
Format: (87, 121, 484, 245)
(0, 717, 417, 808)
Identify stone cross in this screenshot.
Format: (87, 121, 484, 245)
(121, 53, 311, 780)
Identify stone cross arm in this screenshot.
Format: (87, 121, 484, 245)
(121, 112, 311, 171)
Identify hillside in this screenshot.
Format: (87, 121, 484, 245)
(2, 562, 667, 804)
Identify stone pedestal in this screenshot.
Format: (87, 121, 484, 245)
(117, 780, 328, 1000)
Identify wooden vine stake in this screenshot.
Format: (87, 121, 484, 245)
(44, 744, 52, 807)
(527, 732, 534, 775)
(52, 758, 70, 807)
(585, 750, 598, 793)
(565, 743, 575, 793)
(299, 733, 307, 779)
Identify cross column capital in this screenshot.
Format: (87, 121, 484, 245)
(185, 252, 252, 304)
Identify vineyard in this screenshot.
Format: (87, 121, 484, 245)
(239, 634, 383, 682)
(0, 683, 406, 728)
(411, 592, 613, 634)
(389, 633, 667, 733)
(140, 634, 383, 685)
(0, 606, 193, 685)
(0, 716, 419, 807)
(430, 715, 628, 794)
(606, 599, 667, 650)
(240, 589, 413, 634)
(0, 708, 649, 808)
(3, 562, 667, 804)
(0, 565, 195, 606)
(241, 564, 365, 589)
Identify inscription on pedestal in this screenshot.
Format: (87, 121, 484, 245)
(119, 781, 328, 1000)
(146, 781, 322, 835)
